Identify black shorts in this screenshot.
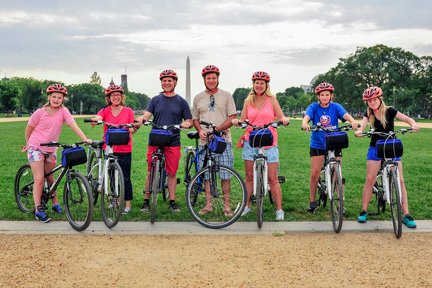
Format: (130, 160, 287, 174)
(310, 148, 342, 157)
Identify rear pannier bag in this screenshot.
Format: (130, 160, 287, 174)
(149, 129, 173, 146)
(105, 128, 130, 146)
(325, 131, 349, 151)
(61, 147, 87, 167)
(375, 139, 403, 158)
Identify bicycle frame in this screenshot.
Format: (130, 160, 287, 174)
(253, 147, 268, 198)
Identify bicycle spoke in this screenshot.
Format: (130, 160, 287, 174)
(14, 164, 36, 213)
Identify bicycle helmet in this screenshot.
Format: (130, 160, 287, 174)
(159, 69, 178, 80)
(202, 65, 220, 77)
(314, 82, 334, 95)
(46, 83, 68, 96)
(252, 71, 270, 82)
(362, 86, 383, 101)
(104, 84, 124, 96)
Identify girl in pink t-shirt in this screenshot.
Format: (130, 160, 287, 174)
(23, 84, 91, 223)
(91, 84, 139, 214)
(232, 72, 289, 221)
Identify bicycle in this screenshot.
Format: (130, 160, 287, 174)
(84, 119, 131, 228)
(359, 128, 412, 239)
(143, 121, 180, 224)
(308, 123, 353, 233)
(238, 120, 286, 229)
(185, 120, 247, 229)
(14, 142, 93, 231)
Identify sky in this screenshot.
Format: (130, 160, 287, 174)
(1, 0, 432, 100)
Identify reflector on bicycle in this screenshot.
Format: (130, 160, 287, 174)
(105, 128, 130, 146)
(209, 136, 227, 154)
(249, 129, 273, 147)
(61, 147, 87, 167)
(149, 129, 173, 146)
(325, 132, 349, 151)
(375, 139, 403, 158)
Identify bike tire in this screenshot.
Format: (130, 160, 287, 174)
(14, 164, 36, 213)
(150, 159, 160, 224)
(330, 165, 344, 233)
(256, 163, 264, 229)
(184, 151, 195, 187)
(101, 162, 124, 228)
(63, 171, 93, 232)
(389, 169, 402, 239)
(186, 165, 247, 229)
(86, 149, 100, 206)
(375, 175, 386, 213)
(317, 169, 327, 208)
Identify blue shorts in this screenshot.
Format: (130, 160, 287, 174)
(367, 146, 401, 161)
(242, 141, 279, 163)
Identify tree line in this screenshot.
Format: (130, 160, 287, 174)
(1, 44, 431, 118)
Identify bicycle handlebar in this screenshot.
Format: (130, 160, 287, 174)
(199, 120, 226, 137)
(143, 120, 181, 131)
(84, 119, 137, 128)
(238, 120, 286, 130)
(303, 123, 354, 132)
(358, 128, 413, 138)
(40, 141, 85, 149)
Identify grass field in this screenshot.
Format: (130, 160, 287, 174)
(1, 119, 431, 222)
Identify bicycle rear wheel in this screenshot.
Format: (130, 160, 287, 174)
(86, 150, 100, 206)
(255, 163, 265, 229)
(186, 164, 246, 229)
(374, 174, 386, 213)
(101, 162, 124, 228)
(330, 165, 344, 233)
(150, 159, 160, 224)
(64, 171, 93, 231)
(317, 169, 327, 208)
(389, 169, 402, 239)
(14, 164, 35, 213)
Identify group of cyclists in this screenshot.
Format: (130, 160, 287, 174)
(22, 65, 419, 229)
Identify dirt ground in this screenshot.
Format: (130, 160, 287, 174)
(1, 232, 431, 287)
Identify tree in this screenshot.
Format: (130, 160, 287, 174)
(0, 80, 20, 115)
(9, 77, 44, 113)
(90, 72, 101, 85)
(232, 88, 250, 110)
(68, 83, 104, 114)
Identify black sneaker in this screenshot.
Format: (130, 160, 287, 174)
(169, 201, 180, 213)
(308, 201, 318, 214)
(140, 201, 150, 214)
(34, 206, 51, 223)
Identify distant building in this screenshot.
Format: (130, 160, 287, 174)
(121, 74, 128, 88)
(300, 84, 312, 93)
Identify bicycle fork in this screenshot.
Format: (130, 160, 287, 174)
(382, 164, 402, 205)
(253, 158, 268, 197)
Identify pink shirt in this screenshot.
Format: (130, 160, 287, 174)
(244, 97, 278, 146)
(27, 106, 75, 153)
(97, 106, 135, 153)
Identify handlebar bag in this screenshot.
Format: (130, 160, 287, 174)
(105, 128, 130, 146)
(375, 139, 403, 158)
(325, 131, 349, 151)
(149, 129, 173, 146)
(249, 129, 273, 148)
(61, 147, 87, 167)
(209, 136, 227, 154)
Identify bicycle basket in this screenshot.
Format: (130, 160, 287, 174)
(61, 147, 87, 167)
(325, 131, 349, 151)
(209, 135, 227, 154)
(149, 129, 173, 146)
(249, 129, 273, 148)
(105, 128, 130, 146)
(375, 139, 403, 158)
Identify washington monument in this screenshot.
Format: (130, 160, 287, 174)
(186, 56, 191, 106)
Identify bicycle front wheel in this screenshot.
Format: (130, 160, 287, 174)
(101, 162, 124, 228)
(86, 149, 100, 206)
(150, 158, 160, 224)
(14, 164, 35, 213)
(330, 164, 344, 233)
(255, 163, 265, 229)
(63, 171, 93, 232)
(186, 164, 246, 229)
(389, 169, 402, 239)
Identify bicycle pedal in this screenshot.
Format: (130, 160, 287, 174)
(278, 176, 285, 184)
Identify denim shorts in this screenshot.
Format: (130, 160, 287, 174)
(367, 146, 401, 161)
(242, 141, 279, 163)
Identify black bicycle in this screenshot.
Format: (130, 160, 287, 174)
(185, 120, 247, 229)
(14, 142, 93, 231)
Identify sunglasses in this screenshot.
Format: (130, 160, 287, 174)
(209, 95, 215, 108)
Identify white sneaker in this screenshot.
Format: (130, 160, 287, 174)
(242, 206, 251, 216)
(276, 210, 284, 221)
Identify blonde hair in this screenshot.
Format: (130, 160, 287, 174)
(245, 82, 275, 106)
(43, 93, 67, 108)
(366, 96, 388, 129)
(105, 93, 126, 106)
